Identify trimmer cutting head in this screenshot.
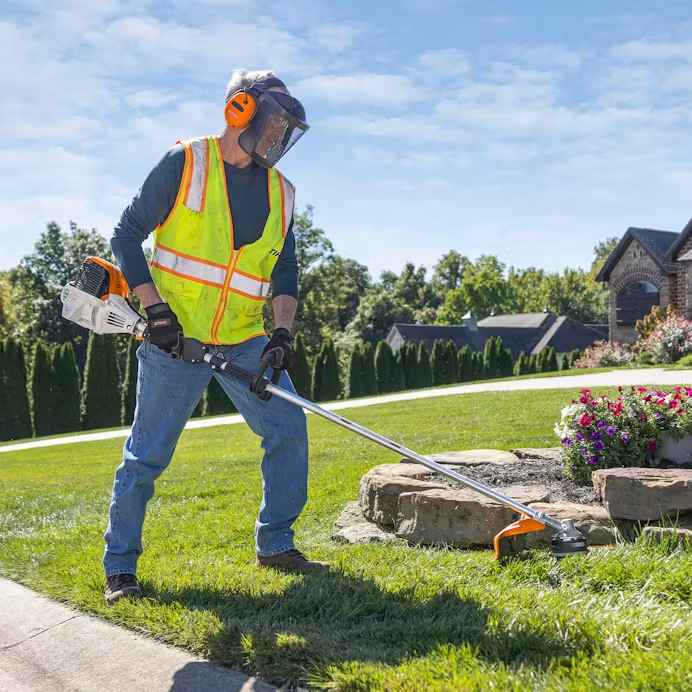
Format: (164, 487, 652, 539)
(549, 519, 588, 558)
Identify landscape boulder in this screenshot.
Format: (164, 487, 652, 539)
(592, 468, 692, 521)
(333, 501, 402, 545)
(394, 485, 549, 547)
(525, 502, 616, 547)
(401, 449, 520, 467)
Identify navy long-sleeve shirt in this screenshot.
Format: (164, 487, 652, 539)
(110, 144, 299, 298)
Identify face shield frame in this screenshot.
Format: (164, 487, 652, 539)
(237, 89, 309, 169)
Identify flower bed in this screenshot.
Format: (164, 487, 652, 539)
(571, 340, 634, 369)
(640, 315, 692, 364)
(555, 386, 692, 483)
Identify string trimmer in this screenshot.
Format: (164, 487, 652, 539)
(61, 257, 588, 560)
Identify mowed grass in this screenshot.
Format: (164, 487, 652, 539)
(2, 387, 692, 690)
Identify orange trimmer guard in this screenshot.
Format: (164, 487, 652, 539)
(494, 516, 547, 560)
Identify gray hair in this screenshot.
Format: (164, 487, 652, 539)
(224, 69, 277, 102)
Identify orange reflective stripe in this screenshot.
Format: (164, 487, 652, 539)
(152, 246, 225, 286)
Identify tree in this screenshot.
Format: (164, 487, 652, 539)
(9, 221, 114, 369)
(0, 342, 7, 439)
(290, 333, 312, 398)
(401, 342, 418, 389)
(545, 347, 559, 373)
(312, 338, 341, 401)
(445, 340, 458, 384)
(30, 341, 55, 437)
(432, 250, 466, 298)
(528, 354, 538, 374)
(472, 351, 485, 379)
(374, 340, 394, 394)
(81, 332, 121, 430)
(568, 349, 582, 369)
(483, 336, 498, 379)
(0, 272, 19, 339)
(457, 345, 473, 382)
(635, 304, 676, 339)
(430, 339, 446, 386)
(361, 342, 378, 395)
(500, 347, 514, 377)
(417, 342, 433, 388)
(391, 349, 406, 392)
(55, 343, 82, 433)
(121, 338, 139, 426)
(514, 352, 528, 376)
(346, 345, 363, 399)
(206, 377, 237, 415)
(1, 338, 32, 440)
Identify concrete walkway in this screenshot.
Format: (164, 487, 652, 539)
(0, 579, 276, 692)
(2, 368, 691, 455)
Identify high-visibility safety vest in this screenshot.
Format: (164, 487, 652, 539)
(149, 136, 295, 344)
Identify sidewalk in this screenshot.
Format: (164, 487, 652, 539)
(2, 368, 690, 455)
(0, 579, 276, 692)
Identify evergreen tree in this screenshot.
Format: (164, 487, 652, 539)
(403, 342, 418, 389)
(430, 339, 446, 386)
(545, 346, 559, 373)
(361, 342, 378, 396)
(457, 345, 473, 382)
(346, 345, 363, 399)
(2, 338, 32, 440)
(472, 351, 485, 379)
(569, 348, 582, 369)
(502, 348, 515, 377)
(445, 340, 458, 384)
(192, 390, 207, 418)
(392, 348, 406, 392)
(312, 338, 340, 401)
(483, 336, 498, 379)
(121, 337, 139, 426)
(0, 342, 7, 441)
(206, 376, 236, 415)
(528, 354, 538, 374)
(31, 341, 55, 437)
(514, 351, 528, 377)
(56, 343, 82, 433)
(374, 340, 394, 394)
(417, 342, 432, 389)
(493, 337, 506, 376)
(81, 332, 122, 430)
(290, 333, 312, 399)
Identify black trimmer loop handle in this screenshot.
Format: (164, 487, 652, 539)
(252, 347, 283, 401)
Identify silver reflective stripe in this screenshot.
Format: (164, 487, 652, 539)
(152, 246, 225, 286)
(281, 176, 295, 234)
(229, 272, 270, 298)
(185, 138, 208, 212)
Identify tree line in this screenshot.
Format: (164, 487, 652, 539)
(0, 328, 583, 441)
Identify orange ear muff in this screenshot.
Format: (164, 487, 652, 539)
(224, 89, 258, 128)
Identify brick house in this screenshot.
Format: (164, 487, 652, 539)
(597, 221, 692, 343)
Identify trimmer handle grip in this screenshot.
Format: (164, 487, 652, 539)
(252, 348, 283, 401)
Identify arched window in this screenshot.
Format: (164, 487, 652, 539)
(616, 281, 659, 325)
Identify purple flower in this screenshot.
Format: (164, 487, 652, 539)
(655, 412, 664, 420)
(576, 431, 585, 442)
(589, 431, 602, 442)
(572, 421, 579, 427)
(588, 454, 599, 465)
(562, 437, 572, 447)
(606, 426, 616, 436)
(570, 465, 577, 473)
(621, 432, 630, 444)
(581, 448, 588, 458)
(597, 421, 608, 429)
(593, 440, 605, 451)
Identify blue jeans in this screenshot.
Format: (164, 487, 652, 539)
(103, 336, 308, 576)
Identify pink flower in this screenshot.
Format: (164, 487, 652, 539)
(580, 414, 591, 427)
(647, 441, 657, 452)
(638, 387, 648, 393)
(579, 397, 588, 404)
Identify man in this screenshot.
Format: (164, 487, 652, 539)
(104, 69, 328, 606)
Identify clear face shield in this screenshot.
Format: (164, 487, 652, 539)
(238, 91, 309, 168)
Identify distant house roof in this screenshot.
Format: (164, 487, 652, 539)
(477, 313, 551, 329)
(596, 227, 679, 282)
(388, 313, 604, 358)
(664, 216, 692, 262)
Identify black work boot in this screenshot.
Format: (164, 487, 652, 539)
(256, 549, 330, 571)
(104, 573, 142, 606)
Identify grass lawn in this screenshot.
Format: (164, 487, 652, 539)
(2, 387, 692, 690)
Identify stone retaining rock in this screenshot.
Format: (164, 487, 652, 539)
(641, 525, 692, 548)
(358, 464, 445, 525)
(592, 468, 692, 521)
(333, 501, 402, 545)
(526, 502, 616, 547)
(394, 485, 549, 547)
(400, 449, 520, 466)
(510, 447, 562, 462)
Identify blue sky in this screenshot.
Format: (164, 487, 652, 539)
(3, 0, 692, 280)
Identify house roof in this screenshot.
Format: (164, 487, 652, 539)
(477, 313, 551, 329)
(389, 324, 484, 352)
(664, 216, 692, 262)
(530, 317, 606, 356)
(596, 227, 679, 282)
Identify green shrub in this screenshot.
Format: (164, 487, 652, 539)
(312, 338, 341, 401)
(206, 377, 236, 415)
(81, 332, 121, 431)
(445, 341, 458, 384)
(361, 342, 378, 396)
(483, 337, 497, 379)
(514, 352, 528, 376)
(416, 343, 432, 388)
(56, 343, 82, 433)
(290, 333, 312, 399)
(638, 350, 654, 366)
(346, 345, 363, 399)
(1, 338, 32, 440)
(121, 337, 139, 426)
(31, 341, 55, 437)
(430, 339, 446, 386)
(675, 353, 692, 367)
(374, 340, 394, 394)
(457, 345, 473, 382)
(569, 348, 582, 369)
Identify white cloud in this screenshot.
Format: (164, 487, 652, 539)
(296, 73, 424, 106)
(415, 49, 471, 78)
(610, 39, 692, 62)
